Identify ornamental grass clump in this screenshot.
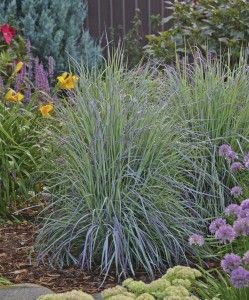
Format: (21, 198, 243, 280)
(162, 55, 249, 218)
(36, 56, 201, 278)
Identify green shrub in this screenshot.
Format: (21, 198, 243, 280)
(145, 0, 249, 64)
(36, 55, 202, 278)
(0, 0, 101, 71)
(0, 100, 52, 217)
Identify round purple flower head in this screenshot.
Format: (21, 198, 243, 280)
(230, 186, 243, 198)
(231, 267, 249, 288)
(244, 153, 249, 169)
(225, 204, 241, 218)
(239, 208, 249, 219)
(215, 224, 236, 243)
(221, 253, 241, 273)
(241, 199, 249, 210)
(219, 144, 232, 157)
(233, 218, 249, 236)
(209, 218, 226, 234)
(243, 251, 249, 265)
(230, 162, 244, 173)
(188, 234, 205, 246)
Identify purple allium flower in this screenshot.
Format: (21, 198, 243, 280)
(219, 144, 232, 156)
(221, 253, 241, 273)
(219, 144, 237, 161)
(215, 224, 236, 243)
(230, 162, 244, 173)
(233, 218, 249, 236)
(239, 209, 249, 219)
(230, 186, 243, 198)
(188, 234, 205, 246)
(243, 251, 249, 265)
(225, 204, 241, 218)
(241, 199, 249, 210)
(231, 267, 249, 288)
(244, 153, 249, 169)
(209, 218, 227, 234)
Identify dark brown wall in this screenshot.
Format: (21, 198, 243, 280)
(86, 0, 171, 46)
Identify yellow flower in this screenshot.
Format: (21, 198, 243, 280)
(5, 89, 24, 102)
(14, 61, 24, 73)
(57, 72, 78, 90)
(39, 103, 53, 117)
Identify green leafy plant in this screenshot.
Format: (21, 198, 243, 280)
(145, 0, 249, 64)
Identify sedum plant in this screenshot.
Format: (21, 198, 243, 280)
(36, 54, 202, 278)
(37, 290, 94, 300)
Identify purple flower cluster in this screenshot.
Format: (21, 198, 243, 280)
(230, 186, 243, 198)
(221, 252, 249, 288)
(219, 143, 249, 172)
(188, 234, 205, 246)
(231, 266, 249, 288)
(219, 144, 237, 161)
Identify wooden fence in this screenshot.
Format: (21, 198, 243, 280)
(85, 0, 171, 46)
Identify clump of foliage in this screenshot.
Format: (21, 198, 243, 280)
(0, 276, 11, 286)
(145, 0, 249, 64)
(0, 23, 73, 219)
(37, 290, 94, 300)
(0, 0, 101, 71)
(36, 54, 202, 278)
(102, 266, 202, 299)
(162, 55, 249, 218)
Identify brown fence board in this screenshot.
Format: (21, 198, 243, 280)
(86, 0, 169, 47)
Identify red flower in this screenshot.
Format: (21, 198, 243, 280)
(0, 24, 16, 45)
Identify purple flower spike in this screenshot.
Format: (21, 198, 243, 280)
(215, 224, 236, 243)
(221, 253, 241, 273)
(188, 234, 205, 246)
(241, 199, 249, 210)
(231, 267, 249, 288)
(225, 204, 241, 218)
(243, 251, 249, 265)
(209, 218, 227, 234)
(230, 186, 243, 198)
(230, 162, 244, 173)
(233, 218, 249, 236)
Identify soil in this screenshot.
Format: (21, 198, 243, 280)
(0, 220, 149, 294)
(0, 221, 118, 294)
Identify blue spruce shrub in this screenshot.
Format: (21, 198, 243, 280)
(0, 0, 101, 70)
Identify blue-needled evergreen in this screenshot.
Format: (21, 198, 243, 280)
(0, 0, 101, 71)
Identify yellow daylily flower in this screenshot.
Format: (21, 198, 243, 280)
(57, 72, 78, 90)
(39, 103, 53, 117)
(14, 61, 24, 73)
(5, 89, 24, 102)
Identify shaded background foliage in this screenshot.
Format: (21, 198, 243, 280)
(0, 0, 101, 71)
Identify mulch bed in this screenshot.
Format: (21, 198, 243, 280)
(0, 221, 150, 294)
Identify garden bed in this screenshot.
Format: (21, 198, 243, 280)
(0, 222, 121, 294)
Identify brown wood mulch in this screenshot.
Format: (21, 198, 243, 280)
(0, 222, 119, 294)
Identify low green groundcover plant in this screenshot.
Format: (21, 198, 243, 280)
(36, 55, 203, 278)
